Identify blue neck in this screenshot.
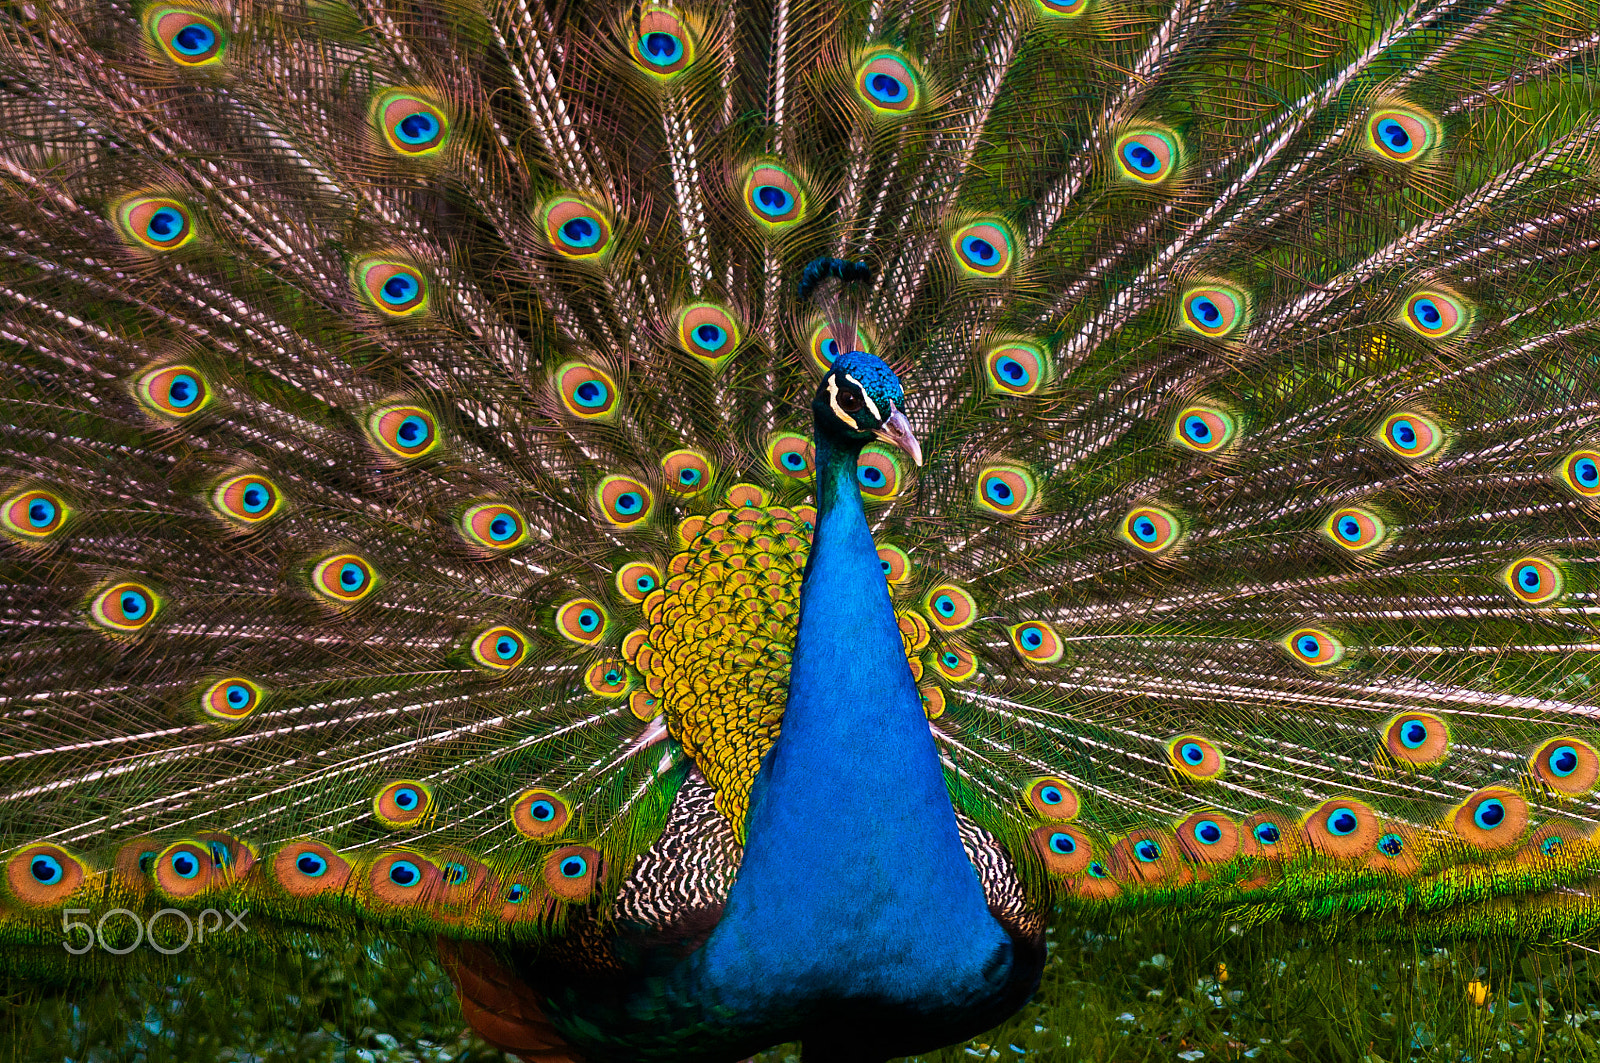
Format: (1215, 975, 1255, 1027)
(692, 421, 1013, 1022)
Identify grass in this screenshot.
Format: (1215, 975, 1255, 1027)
(6, 920, 1600, 1061)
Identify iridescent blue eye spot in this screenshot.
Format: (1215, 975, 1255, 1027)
(693, 324, 727, 351)
(1040, 786, 1062, 805)
(394, 787, 418, 810)
(821, 338, 840, 362)
(381, 273, 419, 305)
(241, 485, 268, 512)
(753, 185, 793, 216)
(559, 217, 600, 248)
(495, 635, 519, 660)
(505, 883, 527, 904)
(1134, 840, 1162, 862)
(444, 862, 467, 886)
(1188, 296, 1221, 327)
(121, 591, 149, 620)
(1183, 416, 1211, 444)
(1327, 808, 1358, 836)
(530, 800, 555, 822)
(396, 111, 439, 144)
(146, 207, 184, 241)
(1377, 119, 1411, 151)
(209, 842, 231, 867)
(934, 594, 956, 617)
(1122, 142, 1160, 174)
(1194, 820, 1222, 845)
(942, 652, 960, 668)
(614, 493, 642, 515)
(1049, 832, 1076, 855)
(28, 500, 56, 527)
(882, 560, 893, 574)
(573, 380, 609, 410)
(1518, 565, 1542, 592)
(1253, 823, 1280, 845)
(867, 73, 908, 104)
(1412, 298, 1441, 326)
(1549, 745, 1579, 777)
(995, 356, 1028, 385)
(397, 415, 429, 446)
(1020, 626, 1044, 650)
(30, 854, 63, 884)
(167, 373, 199, 408)
(678, 467, 703, 485)
(388, 860, 419, 887)
(1473, 799, 1505, 830)
(560, 855, 588, 878)
(339, 563, 365, 591)
(172, 22, 215, 55)
(1390, 419, 1417, 448)
(1338, 517, 1361, 541)
(642, 31, 683, 65)
(858, 465, 886, 488)
(225, 683, 250, 708)
(782, 452, 806, 470)
(985, 477, 1013, 505)
(1133, 517, 1158, 542)
(960, 235, 999, 265)
(171, 852, 200, 879)
(1378, 832, 1404, 857)
(1578, 459, 1600, 487)
(1181, 742, 1204, 765)
(296, 852, 328, 877)
(1542, 836, 1564, 855)
(1087, 861, 1108, 879)
(1297, 634, 1321, 658)
(1400, 721, 1428, 749)
(138, 852, 156, 875)
(605, 668, 622, 685)
(489, 514, 518, 542)
(578, 608, 600, 632)
(635, 574, 656, 593)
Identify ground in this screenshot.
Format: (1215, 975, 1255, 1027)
(7, 920, 1600, 1062)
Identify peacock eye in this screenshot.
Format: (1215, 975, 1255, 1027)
(145, 7, 227, 66)
(512, 789, 571, 838)
(203, 677, 262, 722)
(31, 854, 63, 884)
(631, 10, 695, 76)
(839, 389, 864, 413)
(374, 91, 449, 156)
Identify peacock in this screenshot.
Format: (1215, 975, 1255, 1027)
(2, 0, 1600, 1058)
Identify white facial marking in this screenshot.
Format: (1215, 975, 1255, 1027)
(842, 372, 881, 422)
(826, 373, 855, 429)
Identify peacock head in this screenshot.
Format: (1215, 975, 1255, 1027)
(814, 350, 922, 465)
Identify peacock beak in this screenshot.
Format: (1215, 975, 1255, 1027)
(875, 407, 923, 467)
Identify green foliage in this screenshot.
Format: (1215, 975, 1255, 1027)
(1, 932, 497, 1063)
(12, 922, 1600, 1062)
(926, 923, 1600, 1063)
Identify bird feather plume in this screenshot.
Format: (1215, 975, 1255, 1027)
(3, 0, 1600, 1056)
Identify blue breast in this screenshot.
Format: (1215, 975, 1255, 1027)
(691, 438, 1020, 1039)
(529, 437, 1036, 1062)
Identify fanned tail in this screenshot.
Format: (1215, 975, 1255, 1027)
(2, 0, 1600, 1008)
